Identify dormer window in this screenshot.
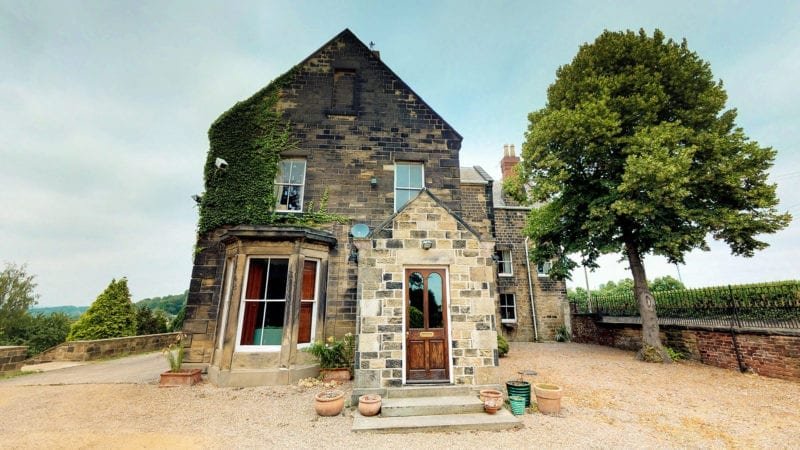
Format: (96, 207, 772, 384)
(275, 159, 306, 212)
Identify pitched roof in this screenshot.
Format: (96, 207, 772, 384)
(295, 29, 463, 141)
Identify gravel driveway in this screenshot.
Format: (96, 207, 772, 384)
(1, 342, 797, 448)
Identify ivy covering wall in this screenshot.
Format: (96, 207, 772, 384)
(197, 69, 297, 234)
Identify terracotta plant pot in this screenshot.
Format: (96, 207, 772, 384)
(484, 397, 502, 414)
(320, 368, 351, 382)
(314, 389, 345, 416)
(533, 383, 563, 415)
(479, 388, 503, 403)
(357, 394, 382, 417)
(159, 369, 202, 387)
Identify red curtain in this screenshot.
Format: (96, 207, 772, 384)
(240, 261, 265, 345)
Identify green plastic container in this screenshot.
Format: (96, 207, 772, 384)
(506, 380, 531, 407)
(508, 395, 526, 416)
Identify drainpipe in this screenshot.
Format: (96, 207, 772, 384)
(524, 237, 539, 341)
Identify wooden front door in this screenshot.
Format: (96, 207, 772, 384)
(405, 269, 449, 382)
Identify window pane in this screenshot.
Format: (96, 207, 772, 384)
(396, 164, 409, 188)
(278, 186, 303, 211)
(408, 272, 424, 329)
(278, 161, 292, 183)
(396, 189, 412, 210)
(240, 301, 265, 345)
(289, 161, 305, 184)
(266, 259, 289, 299)
(427, 273, 443, 328)
(409, 164, 423, 188)
(245, 259, 267, 299)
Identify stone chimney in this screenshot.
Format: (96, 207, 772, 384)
(501, 144, 520, 180)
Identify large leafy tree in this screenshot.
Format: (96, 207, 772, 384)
(68, 278, 137, 341)
(514, 29, 791, 361)
(0, 263, 39, 339)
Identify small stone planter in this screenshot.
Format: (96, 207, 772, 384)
(533, 383, 563, 415)
(159, 369, 202, 387)
(357, 394, 382, 417)
(479, 388, 503, 403)
(314, 389, 345, 416)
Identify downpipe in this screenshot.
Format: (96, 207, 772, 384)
(524, 237, 539, 341)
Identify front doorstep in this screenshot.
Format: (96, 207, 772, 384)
(159, 369, 202, 387)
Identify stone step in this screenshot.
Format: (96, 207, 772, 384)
(381, 395, 484, 417)
(384, 385, 472, 398)
(351, 409, 522, 433)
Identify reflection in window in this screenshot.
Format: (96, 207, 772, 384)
(275, 159, 306, 212)
(240, 258, 289, 346)
(395, 162, 424, 211)
(496, 250, 513, 276)
(427, 273, 443, 328)
(408, 272, 424, 329)
(500, 293, 516, 323)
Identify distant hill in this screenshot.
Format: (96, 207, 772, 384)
(30, 290, 188, 319)
(135, 290, 188, 316)
(29, 305, 88, 318)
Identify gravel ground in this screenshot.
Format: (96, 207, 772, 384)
(1, 342, 798, 449)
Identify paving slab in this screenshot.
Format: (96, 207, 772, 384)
(352, 409, 523, 433)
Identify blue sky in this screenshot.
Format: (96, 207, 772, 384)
(1, 0, 797, 306)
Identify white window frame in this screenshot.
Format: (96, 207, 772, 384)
(496, 250, 513, 277)
(275, 159, 306, 213)
(235, 256, 289, 352)
(394, 162, 424, 212)
(297, 259, 320, 349)
(537, 261, 552, 277)
(499, 293, 517, 324)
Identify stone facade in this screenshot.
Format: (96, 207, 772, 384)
(182, 29, 567, 386)
(353, 191, 498, 388)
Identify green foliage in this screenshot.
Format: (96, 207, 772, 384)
(1, 312, 72, 356)
(304, 333, 355, 370)
(650, 276, 685, 292)
(665, 347, 686, 361)
(171, 302, 187, 332)
(555, 325, 571, 342)
(0, 263, 39, 339)
(135, 305, 168, 335)
(568, 276, 685, 305)
(28, 305, 87, 318)
(516, 29, 791, 279)
(67, 278, 137, 341)
(163, 341, 184, 372)
(136, 291, 187, 316)
(497, 333, 509, 357)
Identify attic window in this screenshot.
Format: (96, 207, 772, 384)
(332, 68, 357, 114)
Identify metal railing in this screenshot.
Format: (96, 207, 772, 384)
(571, 282, 800, 330)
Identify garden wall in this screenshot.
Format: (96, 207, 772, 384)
(572, 314, 800, 382)
(0, 346, 28, 375)
(25, 332, 182, 364)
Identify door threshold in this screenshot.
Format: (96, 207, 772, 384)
(403, 380, 451, 385)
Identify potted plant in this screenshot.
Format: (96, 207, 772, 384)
(314, 389, 345, 416)
(159, 340, 202, 387)
(304, 333, 355, 381)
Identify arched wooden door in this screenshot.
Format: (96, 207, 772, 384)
(405, 269, 449, 382)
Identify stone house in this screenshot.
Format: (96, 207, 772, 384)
(181, 29, 566, 388)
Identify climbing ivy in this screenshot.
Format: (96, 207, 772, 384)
(197, 68, 347, 234)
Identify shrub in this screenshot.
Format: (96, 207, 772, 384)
(555, 325, 571, 342)
(305, 333, 355, 369)
(2, 312, 72, 356)
(135, 305, 168, 335)
(497, 333, 509, 357)
(67, 278, 137, 341)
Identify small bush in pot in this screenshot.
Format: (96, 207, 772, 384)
(305, 333, 355, 381)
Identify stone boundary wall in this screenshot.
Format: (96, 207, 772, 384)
(572, 314, 800, 382)
(0, 346, 28, 375)
(25, 332, 182, 364)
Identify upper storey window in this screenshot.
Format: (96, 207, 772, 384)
(395, 162, 424, 211)
(332, 68, 357, 114)
(275, 159, 306, 212)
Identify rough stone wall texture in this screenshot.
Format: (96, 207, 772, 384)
(572, 315, 800, 382)
(0, 346, 28, 374)
(25, 333, 182, 364)
(460, 182, 494, 240)
(354, 192, 498, 388)
(183, 31, 464, 362)
(494, 207, 567, 342)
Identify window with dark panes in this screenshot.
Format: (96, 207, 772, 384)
(275, 159, 306, 212)
(499, 293, 516, 323)
(239, 258, 289, 346)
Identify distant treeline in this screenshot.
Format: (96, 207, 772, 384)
(30, 290, 188, 318)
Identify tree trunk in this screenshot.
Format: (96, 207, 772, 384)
(624, 240, 671, 363)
